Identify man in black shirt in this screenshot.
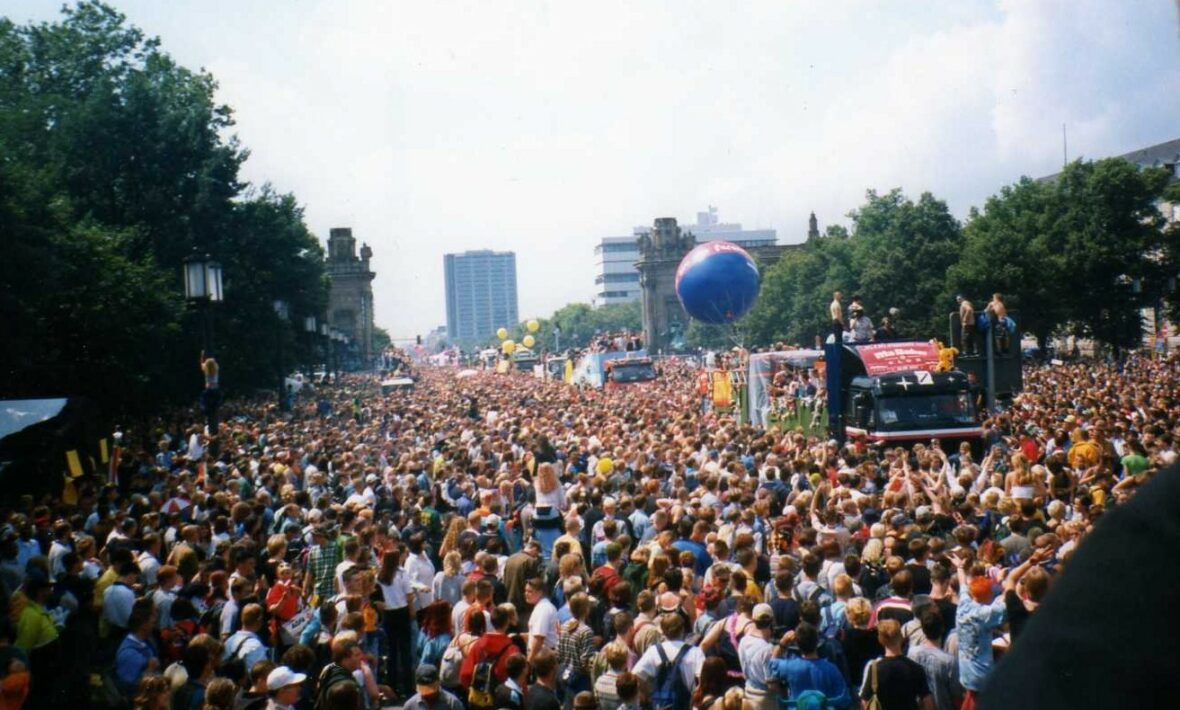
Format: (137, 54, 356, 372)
(860, 619, 931, 710)
(523, 648, 561, 710)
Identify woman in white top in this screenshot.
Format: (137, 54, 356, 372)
(376, 546, 415, 699)
(534, 462, 567, 511)
(1005, 452, 1041, 501)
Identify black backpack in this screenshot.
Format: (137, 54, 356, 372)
(317, 664, 357, 707)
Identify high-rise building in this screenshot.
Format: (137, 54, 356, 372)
(444, 250, 519, 345)
(593, 207, 777, 306)
(593, 235, 643, 306)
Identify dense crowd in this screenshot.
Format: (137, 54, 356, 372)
(0, 346, 1176, 710)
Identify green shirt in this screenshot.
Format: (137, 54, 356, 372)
(15, 601, 57, 651)
(1121, 453, 1149, 477)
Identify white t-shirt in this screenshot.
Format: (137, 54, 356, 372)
(378, 570, 412, 610)
(633, 640, 705, 692)
(528, 598, 560, 650)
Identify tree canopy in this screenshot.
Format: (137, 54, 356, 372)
(740, 166, 1173, 352)
(0, 2, 328, 412)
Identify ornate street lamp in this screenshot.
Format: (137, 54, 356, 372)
(183, 249, 224, 353)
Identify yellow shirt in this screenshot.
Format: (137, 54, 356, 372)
(14, 602, 56, 651)
(1068, 440, 1100, 470)
(93, 567, 119, 611)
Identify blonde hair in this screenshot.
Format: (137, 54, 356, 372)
(559, 552, 584, 579)
(443, 551, 462, 576)
(877, 618, 902, 648)
(862, 538, 883, 565)
(845, 597, 872, 629)
(1011, 453, 1035, 486)
(536, 462, 559, 495)
(832, 574, 853, 599)
(721, 687, 746, 710)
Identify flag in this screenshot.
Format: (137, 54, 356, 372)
(712, 371, 734, 409)
(65, 450, 83, 478)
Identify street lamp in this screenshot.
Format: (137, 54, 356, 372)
(183, 250, 224, 352)
(274, 300, 289, 410)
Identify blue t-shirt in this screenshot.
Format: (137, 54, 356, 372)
(768, 656, 851, 709)
(671, 539, 713, 577)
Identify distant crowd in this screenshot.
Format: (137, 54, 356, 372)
(0, 345, 1174, 710)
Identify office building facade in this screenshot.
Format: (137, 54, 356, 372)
(444, 250, 519, 345)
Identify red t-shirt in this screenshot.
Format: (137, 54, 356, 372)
(458, 632, 520, 688)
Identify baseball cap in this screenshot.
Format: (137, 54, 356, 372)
(752, 604, 774, 622)
(266, 666, 307, 691)
(416, 664, 440, 688)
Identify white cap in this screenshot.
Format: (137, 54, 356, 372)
(267, 666, 308, 691)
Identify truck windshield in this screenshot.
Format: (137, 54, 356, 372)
(610, 362, 656, 383)
(876, 393, 975, 428)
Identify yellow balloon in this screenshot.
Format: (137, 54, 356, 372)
(502, 340, 515, 354)
(596, 458, 614, 475)
(527, 319, 540, 333)
(522, 335, 535, 348)
(496, 327, 508, 340)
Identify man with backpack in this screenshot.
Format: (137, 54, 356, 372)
(460, 605, 521, 708)
(739, 604, 778, 710)
(858, 620, 932, 710)
(633, 613, 703, 710)
(316, 637, 364, 707)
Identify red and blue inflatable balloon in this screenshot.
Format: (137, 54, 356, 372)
(674, 241, 761, 324)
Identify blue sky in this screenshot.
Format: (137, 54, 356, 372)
(3, 1, 1178, 338)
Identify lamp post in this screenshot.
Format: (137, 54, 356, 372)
(182, 250, 224, 352)
(321, 323, 331, 381)
(303, 316, 317, 374)
(184, 249, 224, 446)
(554, 325, 562, 353)
(274, 299, 290, 411)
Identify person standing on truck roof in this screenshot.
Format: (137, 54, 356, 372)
(850, 305, 874, 343)
(986, 293, 1009, 354)
(957, 295, 977, 356)
(830, 292, 845, 342)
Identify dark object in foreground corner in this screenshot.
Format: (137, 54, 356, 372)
(0, 397, 107, 500)
(981, 462, 1180, 709)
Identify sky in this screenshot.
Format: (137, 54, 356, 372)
(4, 1, 1180, 339)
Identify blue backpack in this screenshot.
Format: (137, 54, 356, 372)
(651, 644, 692, 710)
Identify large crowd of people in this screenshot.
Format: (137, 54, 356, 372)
(0, 344, 1176, 710)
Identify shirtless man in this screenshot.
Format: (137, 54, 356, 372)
(957, 295, 976, 356)
(830, 291, 844, 342)
(985, 293, 1009, 353)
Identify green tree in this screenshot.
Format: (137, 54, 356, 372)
(952, 160, 1170, 350)
(741, 233, 857, 347)
(1052, 159, 1169, 349)
(848, 189, 963, 338)
(0, 3, 329, 412)
(949, 178, 1069, 348)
